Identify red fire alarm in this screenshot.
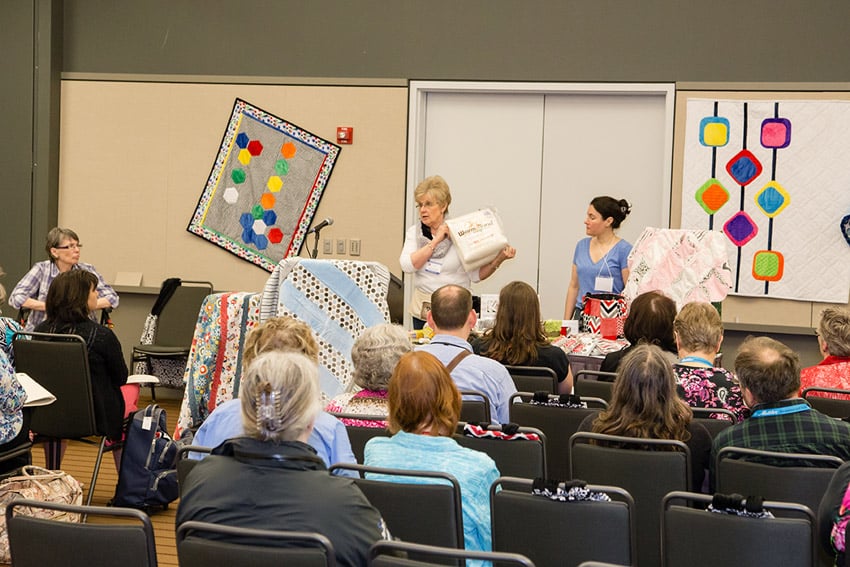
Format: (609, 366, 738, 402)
(337, 127, 354, 145)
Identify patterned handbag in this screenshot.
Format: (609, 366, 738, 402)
(579, 293, 627, 339)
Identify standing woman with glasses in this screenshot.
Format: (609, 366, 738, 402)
(8, 227, 119, 331)
(399, 176, 516, 329)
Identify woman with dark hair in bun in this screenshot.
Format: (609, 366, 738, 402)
(563, 196, 633, 320)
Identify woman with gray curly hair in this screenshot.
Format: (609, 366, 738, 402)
(178, 351, 388, 566)
(325, 323, 412, 427)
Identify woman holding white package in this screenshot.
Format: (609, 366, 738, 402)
(563, 196, 632, 321)
(399, 175, 516, 329)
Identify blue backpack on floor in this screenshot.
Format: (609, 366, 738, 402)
(112, 404, 180, 510)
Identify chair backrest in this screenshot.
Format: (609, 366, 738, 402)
(505, 365, 558, 394)
(802, 387, 850, 418)
(459, 390, 491, 424)
(329, 463, 463, 549)
(6, 499, 157, 567)
(491, 477, 635, 567)
(573, 371, 616, 402)
(509, 393, 607, 480)
(662, 491, 815, 567)
(570, 431, 690, 567)
(370, 540, 535, 567)
(176, 445, 212, 495)
(454, 424, 546, 480)
(715, 446, 842, 519)
(690, 407, 736, 439)
(327, 414, 391, 464)
(13, 332, 98, 439)
(155, 280, 213, 347)
(177, 520, 335, 567)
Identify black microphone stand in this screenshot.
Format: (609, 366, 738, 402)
(309, 227, 324, 259)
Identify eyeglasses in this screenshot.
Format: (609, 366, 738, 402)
(415, 201, 439, 209)
(54, 243, 83, 250)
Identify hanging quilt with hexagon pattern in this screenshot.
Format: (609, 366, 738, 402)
(188, 98, 341, 271)
(681, 98, 850, 303)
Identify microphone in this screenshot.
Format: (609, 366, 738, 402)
(307, 217, 334, 234)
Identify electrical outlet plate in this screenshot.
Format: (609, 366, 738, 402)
(323, 238, 332, 255)
(336, 239, 346, 255)
(350, 239, 361, 256)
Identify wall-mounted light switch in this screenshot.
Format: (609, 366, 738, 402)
(336, 239, 347, 255)
(350, 239, 361, 256)
(323, 238, 332, 255)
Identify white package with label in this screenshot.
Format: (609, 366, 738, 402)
(445, 208, 509, 272)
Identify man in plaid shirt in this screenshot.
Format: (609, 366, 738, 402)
(711, 336, 850, 485)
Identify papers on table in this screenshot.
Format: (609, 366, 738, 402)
(127, 374, 160, 385)
(15, 372, 56, 407)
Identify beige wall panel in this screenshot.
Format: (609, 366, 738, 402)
(59, 81, 407, 295)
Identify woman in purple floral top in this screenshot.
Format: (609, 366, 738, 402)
(672, 302, 747, 422)
(326, 324, 412, 428)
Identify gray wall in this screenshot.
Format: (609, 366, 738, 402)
(61, 1, 850, 82)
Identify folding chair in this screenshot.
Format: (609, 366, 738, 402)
(454, 423, 546, 480)
(6, 499, 157, 567)
(370, 540, 534, 567)
(570, 432, 690, 567)
(574, 370, 617, 402)
(802, 387, 850, 419)
(177, 520, 335, 567)
(505, 365, 559, 394)
(491, 476, 635, 567)
(132, 280, 213, 399)
(662, 491, 815, 567)
(329, 463, 463, 549)
(326, 413, 390, 464)
(509, 392, 608, 480)
(459, 390, 492, 424)
(13, 332, 121, 506)
(690, 407, 736, 439)
(175, 444, 212, 496)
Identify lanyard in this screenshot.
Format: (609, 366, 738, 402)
(679, 356, 714, 367)
(751, 403, 811, 418)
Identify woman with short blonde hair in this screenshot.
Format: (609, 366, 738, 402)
(673, 302, 747, 421)
(800, 307, 850, 400)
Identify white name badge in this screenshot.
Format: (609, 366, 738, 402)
(425, 259, 443, 275)
(595, 275, 614, 292)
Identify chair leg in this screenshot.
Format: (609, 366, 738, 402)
(45, 439, 62, 470)
(86, 436, 107, 508)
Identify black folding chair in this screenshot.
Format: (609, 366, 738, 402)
(177, 520, 335, 567)
(329, 463, 463, 549)
(802, 387, 850, 419)
(491, 476, 635, 567)
(505, 365, 559, 394)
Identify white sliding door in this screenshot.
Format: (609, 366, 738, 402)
(406, 82, 674, 325)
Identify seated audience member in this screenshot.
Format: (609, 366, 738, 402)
(364, 351, 500, 554)
(36, 270, 132, 468)
(578, 343, 711, 490)
(177, 351, 388, 567)
(325, 323, 412, 428)
(672, 302, 747, 422)
(0, 346, 29, 474)
(711, 336, 850, 485)
(9, 227, 119, 331)
(471, 281, 573, 394)
(416, 285, 517, 423)
(800, 306, 850, 400)
(819, 460, 850, 564)
(599, 290, 678, 375)
(192, 317, 356, 470)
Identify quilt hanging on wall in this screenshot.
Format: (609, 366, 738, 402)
(681, 98, 850, 303)
(188, 98, 341, 271)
